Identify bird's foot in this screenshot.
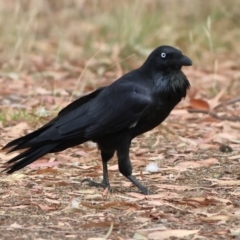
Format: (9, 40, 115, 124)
(81, 178, 110, 190)
(136, 185, 153, 195)
(126, 175, 153, 195)
(141, 188, 153, 195)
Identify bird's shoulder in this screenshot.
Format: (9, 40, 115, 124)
(58, 87, 105, 117)
(100, 70, 153, 100)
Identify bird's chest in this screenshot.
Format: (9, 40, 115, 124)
(147, 100, 174, 125)
(132, 93, 180, 137)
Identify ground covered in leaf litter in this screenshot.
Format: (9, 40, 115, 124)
(0, 57, 240, 240)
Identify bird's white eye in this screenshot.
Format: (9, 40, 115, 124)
(161, 52, 166, 58)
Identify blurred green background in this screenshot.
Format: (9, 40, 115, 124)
(0, 0, 239, 72)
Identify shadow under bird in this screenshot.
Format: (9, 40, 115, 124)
(2, 45, 192, 194)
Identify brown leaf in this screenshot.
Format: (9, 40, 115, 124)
(146, 192, 180, 200)
(148, 229, 199, 239)
(204, 178, 240, 186)
(44, 193, 58, 199)
(156, 184, 194, 191)
(29, 160, 63, 168)
(35, 168, 58, 174)
(33, 203, 57, 211)
(81, 201, 140, 210)
(5, 122, 30, 138)
(9, 205, 30, 209)
(174, 158, 219, 171)
(87, 238, 106, 240)
(189, 98, 209, 110)
(228, 154, 240, 160)
(126, 192, 146, 200)
(200, 214, 231, 222)
(81, 221, 120, 229)
(179, 197, 217, 207)
(108, 164, 118, 171)
(44, 198, 61, 205)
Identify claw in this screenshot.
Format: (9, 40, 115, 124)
(81, 178, 110, 189)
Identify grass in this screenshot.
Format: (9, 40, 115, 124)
(0, 0, 239, 73)
(0, 0, 239, 130)
(0, 108, 50, 126)
(0, 0, 239, 126)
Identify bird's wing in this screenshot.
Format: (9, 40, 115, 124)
(58, 87, 105, 116)
(57, 83, 152, 139)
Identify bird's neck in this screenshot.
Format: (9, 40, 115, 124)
(154, 70, 190, 101)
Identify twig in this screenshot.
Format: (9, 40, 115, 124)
(213, 96, 240, 110)
(0, 226, 78, 234)
(69, 47, 102, 103)
(187, 109, 240, 121)
(104, 222, 114, 239)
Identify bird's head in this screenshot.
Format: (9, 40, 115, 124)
(142, 45, 192, 72)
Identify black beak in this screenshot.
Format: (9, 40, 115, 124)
(181, 55, 192, 66)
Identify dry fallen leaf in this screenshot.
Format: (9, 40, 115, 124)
(29, 160, 63, 168)
(204, 178, 240, 186)
(35, 168, 59, 174)
(44, 197, 61, 205)
(200, 214, 231, 222)
(229, 228, 240, 237)
(9, 222, 23, 229)
(33, 203, 57, 211)
(2, 173, 25, 181)
(147, 229, 199, 239)
(5, 122, 29, 138)
(189, 98, 209, 110)
(174, 158, 219, 171)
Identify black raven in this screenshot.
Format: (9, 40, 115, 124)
(2, 46, 192, 194)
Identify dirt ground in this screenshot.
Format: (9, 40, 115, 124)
(0, 59, 240, 240)
(0, 1, 240, 239)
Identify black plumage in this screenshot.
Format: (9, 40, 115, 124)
(2, 45, 192, 194)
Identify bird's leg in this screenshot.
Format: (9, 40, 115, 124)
(125, 175, 149, 195)
(117, 140, 150, 195)
(82, 150, 114, 189)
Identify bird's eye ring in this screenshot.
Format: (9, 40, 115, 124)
(161, 52, 166, 58)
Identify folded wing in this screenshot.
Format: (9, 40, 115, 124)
(58, 83, 152, 139)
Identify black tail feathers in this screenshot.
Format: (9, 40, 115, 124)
(3, 143, 58, 174)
